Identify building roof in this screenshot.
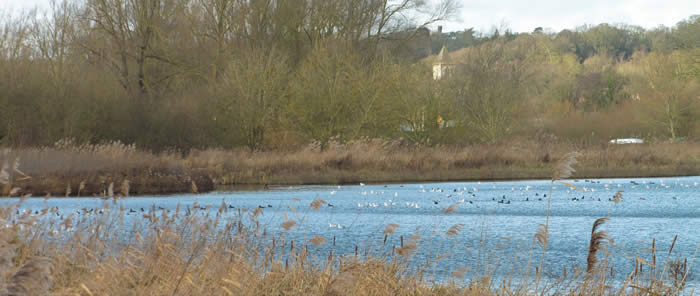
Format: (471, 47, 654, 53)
(423, 46, 468, 65)
(434, 45, 451, 64)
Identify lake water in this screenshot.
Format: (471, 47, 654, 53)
(4, 176, 700, 288)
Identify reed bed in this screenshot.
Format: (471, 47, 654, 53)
(1, 139, 699, 196)
(0, 151, 697, 295)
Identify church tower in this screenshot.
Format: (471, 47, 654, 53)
(432, 45, 454, 80)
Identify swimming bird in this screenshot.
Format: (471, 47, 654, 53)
(328, 224, 345, 229)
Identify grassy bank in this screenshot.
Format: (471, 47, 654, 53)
(1, 139, 699, 196)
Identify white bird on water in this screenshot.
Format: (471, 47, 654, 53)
(329, 223, 345, 229)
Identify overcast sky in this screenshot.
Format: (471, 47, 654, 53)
(440, 0, 700, 33)
(2, 0, 699, 33)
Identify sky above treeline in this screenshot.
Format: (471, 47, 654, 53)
(1, 0, 699, 33)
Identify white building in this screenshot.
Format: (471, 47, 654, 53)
(432, 45, 455, 80)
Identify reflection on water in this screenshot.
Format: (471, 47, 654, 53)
(4, 176, 700, 285)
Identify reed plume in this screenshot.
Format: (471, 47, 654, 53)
(383, 224, 400, 235)
(612, 191, 623, 204)
(443, 203, 459, 214)
(586, 218, 610, 274)
(535, 224, 548, 247)
(281, 220, 297, 231)
(310, 199, 327, 210)
(396, 234, 420, 256)
(446, 224, 465, 236)
(552, 152, 580, 181)
(309, 235, 328, 246)
(451, 267, 469, 279)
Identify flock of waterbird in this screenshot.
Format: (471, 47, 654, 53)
(8, 178, 698, 232)
(350, 179, 695, 209)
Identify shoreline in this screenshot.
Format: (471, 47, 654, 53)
(2, 141, 699, 196)
(5, 167, 699, 197)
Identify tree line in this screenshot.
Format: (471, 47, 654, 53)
(0, 1, 698, 151)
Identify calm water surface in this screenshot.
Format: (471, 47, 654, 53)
(4, 176, 700, 286)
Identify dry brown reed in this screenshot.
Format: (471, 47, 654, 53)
(443, 203, 460, 214)
(6, 257, 53, 296)
(586, 218, 610, 274)
(281, 220, 297, 231)
(446, 224, 465, 237)
(535, 224, 548, 247)
(310, 199, 327, 211)
(613, 190, 624, 204)
(552, 152, 580, 181)
(309, 235, 328, 246)
(537, 151, 582, 292)
(2, 139, 700, 196)
(383, 224, 400, 235)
